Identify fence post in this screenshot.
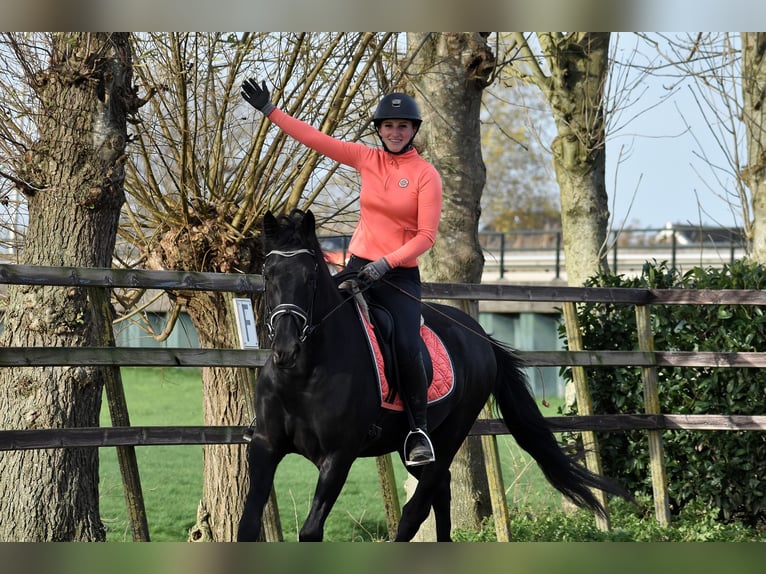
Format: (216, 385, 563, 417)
(376, 454, 401, 540)
(561, 302, 610, 531)
(481, 404, 512, 541)
(499, 233, 506, 280)
(671, 231, 678, 271)
(634, 305, 672, 527)
(93, 288, 151, 542)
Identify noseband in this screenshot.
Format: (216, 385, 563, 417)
(264, 249, 316, 343)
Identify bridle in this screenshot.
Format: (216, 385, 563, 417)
(263, 247, 370, 344)
(264, 249, 317, 343)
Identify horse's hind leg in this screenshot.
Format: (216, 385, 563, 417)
(299, 452, 355, 541)
(394, 464, 451, 541)
(432, 469, 452, 541)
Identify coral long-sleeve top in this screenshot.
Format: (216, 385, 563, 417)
(267, 108, 442, 268)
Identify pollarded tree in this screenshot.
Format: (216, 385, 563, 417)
(404, 31, 498, 538)
(404, 31, 612, 539)
(0, 32, 139, 541)
(501, 33, 612, 286)
(487, 32, 615, 525)
(122, 32, 398, 541)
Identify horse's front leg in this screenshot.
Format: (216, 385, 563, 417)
(299, 453, 356, 541)
(237, 437, 282, 542)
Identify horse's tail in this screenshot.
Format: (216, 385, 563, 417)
(490, 338, 631, 518)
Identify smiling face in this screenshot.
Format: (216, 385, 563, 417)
(376, 119, 416, 153)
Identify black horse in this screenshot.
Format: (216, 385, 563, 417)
(237, 209, 629, 542)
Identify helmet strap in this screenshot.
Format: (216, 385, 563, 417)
(380, 140, 414, 155)
(375, 125, 419, 155)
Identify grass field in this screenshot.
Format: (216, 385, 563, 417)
(99, 367, 564, 542)
(99, 368, 766, 542)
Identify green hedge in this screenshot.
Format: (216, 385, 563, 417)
(561, 259, 766, 526)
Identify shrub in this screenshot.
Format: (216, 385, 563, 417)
(453, 497, 762, 541)
(561, 259, 766, 526)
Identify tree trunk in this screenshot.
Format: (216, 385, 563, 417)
(540, 32, 611, 286)
(0, 33, 134, 541)
(179, 290, 256, 541)
(145, 226, 262, 542)
(535, 33, 612, 515)
(406, 32, 495, 539)
(123, 33, 394, 541)
(742, 32, 766, 263)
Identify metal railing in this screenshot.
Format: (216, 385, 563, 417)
(479, 226, 747, 280)
(321, 226, 748, 281)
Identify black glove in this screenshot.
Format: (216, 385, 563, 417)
(356, 258, 391, 289)
(241, 79, 275, 116)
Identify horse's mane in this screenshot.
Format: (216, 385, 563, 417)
(263, 208, 339, 298)
(264, 208, 323, 254)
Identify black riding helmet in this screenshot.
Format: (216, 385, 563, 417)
(372, 93, 422, 154)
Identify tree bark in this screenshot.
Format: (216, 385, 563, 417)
(406, 32, 495, 539)
(742, 32, 766, 263)
(144, 223, 264, 542)
(539, 32, 612, 286)
(533, 33, 612, 516)
(173, 289, 257, 542)
(0, 33, 135, 541)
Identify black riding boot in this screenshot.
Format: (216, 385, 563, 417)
(400, 353, 435, 467)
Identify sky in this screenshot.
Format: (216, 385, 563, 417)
(605, 33, 743, 231)
(2, 2, 761, 234)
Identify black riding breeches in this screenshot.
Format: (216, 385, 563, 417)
(347, 256, 425, 391)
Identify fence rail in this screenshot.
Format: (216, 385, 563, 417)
(1, 262, 764, 537)
(1, 262, 764, 450)
(323, 227, 749, 281)
(4, 413, 766, 452)
(4, 346, 766, 371)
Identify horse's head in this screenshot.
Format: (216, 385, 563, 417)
(261, 209, 322, 368)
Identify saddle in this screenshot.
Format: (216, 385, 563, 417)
(335, 272, 455, 411)
(366, 301, 434, 401)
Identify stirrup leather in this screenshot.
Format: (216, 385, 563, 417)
(404, 428, 435, 467)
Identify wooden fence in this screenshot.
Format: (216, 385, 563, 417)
(1, 263, 766, 540)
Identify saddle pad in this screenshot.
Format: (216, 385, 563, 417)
(356, 302, 455, 411)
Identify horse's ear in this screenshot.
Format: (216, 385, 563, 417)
(263, 211, 278, 237)
(301, 210, 316, 237)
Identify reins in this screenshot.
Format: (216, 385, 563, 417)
(376, 276, 512, 352)
(264, 247, 513, 352)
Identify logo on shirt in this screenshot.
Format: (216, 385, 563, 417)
(398, 178, 409, 188)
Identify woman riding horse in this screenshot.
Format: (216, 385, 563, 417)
(237, 209, 631, 542)
(242, 79, 441, 467)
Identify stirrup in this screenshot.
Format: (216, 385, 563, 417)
(404, 428, 435, 467)
(242, 415, 256, 442)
